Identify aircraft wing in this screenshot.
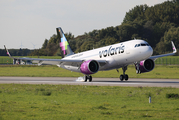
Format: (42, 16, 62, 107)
(4, 45, 107, 66)
(149, 41, 177, 60)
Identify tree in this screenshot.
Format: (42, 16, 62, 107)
(123, 4, 148, 23)
(42, 39, 48, 49)
(164, 27, 179, 50)
(105, 37, 117, 46)
(30, 1, 179, 56)
(48, 34, 58, 44)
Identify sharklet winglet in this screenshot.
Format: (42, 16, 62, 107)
(171, 41, 177, 53)
(4, 45, 15, 59)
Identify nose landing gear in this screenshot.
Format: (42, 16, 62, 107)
(117, 66, 129, 81)
(120, 74, 128, 81)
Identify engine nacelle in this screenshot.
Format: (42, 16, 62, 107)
(80, 60, 99, 75)
(136, 59, 155, 73)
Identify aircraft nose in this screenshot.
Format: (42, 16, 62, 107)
(148, 46, 153, 56)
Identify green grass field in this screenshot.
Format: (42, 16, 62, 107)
(0, 57, 179, 119)
(0, 65, 179, 79)
(155, 56, 179, 65)
(0, 84, 179, 119)
(0, 56, 179, 65)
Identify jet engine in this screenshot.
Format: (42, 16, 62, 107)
(135, 59, 155, 73)
(80, 60, 99, 75)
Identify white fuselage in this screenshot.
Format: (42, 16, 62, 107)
(61, 40, 153, 72)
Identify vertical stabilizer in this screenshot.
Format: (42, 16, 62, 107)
(56, 27, 74, 58)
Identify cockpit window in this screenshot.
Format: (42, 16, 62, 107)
(134, 43, 150, 47)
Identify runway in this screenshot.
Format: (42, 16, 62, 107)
(0, 77, 179, 88)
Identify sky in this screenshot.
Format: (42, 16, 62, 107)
(0, 0, 169, 49)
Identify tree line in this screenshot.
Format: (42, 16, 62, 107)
(1, 0, 179, 56)
(0, 49, 33, 56)
(33, 0, 179, 56)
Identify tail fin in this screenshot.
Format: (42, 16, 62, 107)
(56, 27, 74, 58)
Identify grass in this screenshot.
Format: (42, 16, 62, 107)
(0, 84, 179, 119)
(0, 65, 179, 79)
(155, 56, 179, 65)
(0, 56, 179, 65)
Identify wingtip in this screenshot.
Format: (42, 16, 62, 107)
(171, 41, 177, 53)
(4, 45, 11, 57)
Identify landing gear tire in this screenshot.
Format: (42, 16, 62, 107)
(89, 76, 92, 82)
(136, 70, 141, 74)
(120, 75, 124, 81)
(84, 75, 92, 82)
(120, 74, 129, 81)
(84, 76, 88, 82)
(124, 74, 128, 81)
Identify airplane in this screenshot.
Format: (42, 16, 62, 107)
(4, 27, 177, 82)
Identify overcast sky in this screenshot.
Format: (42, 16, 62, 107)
(0, 0, 168, 49)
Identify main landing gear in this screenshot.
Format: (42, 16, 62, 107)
(83, 75, 92, 82)
(117, 66, 129, 81)
(135, 62, 141, 74)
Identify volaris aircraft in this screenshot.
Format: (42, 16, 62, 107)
(4, 27, 177, 82)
